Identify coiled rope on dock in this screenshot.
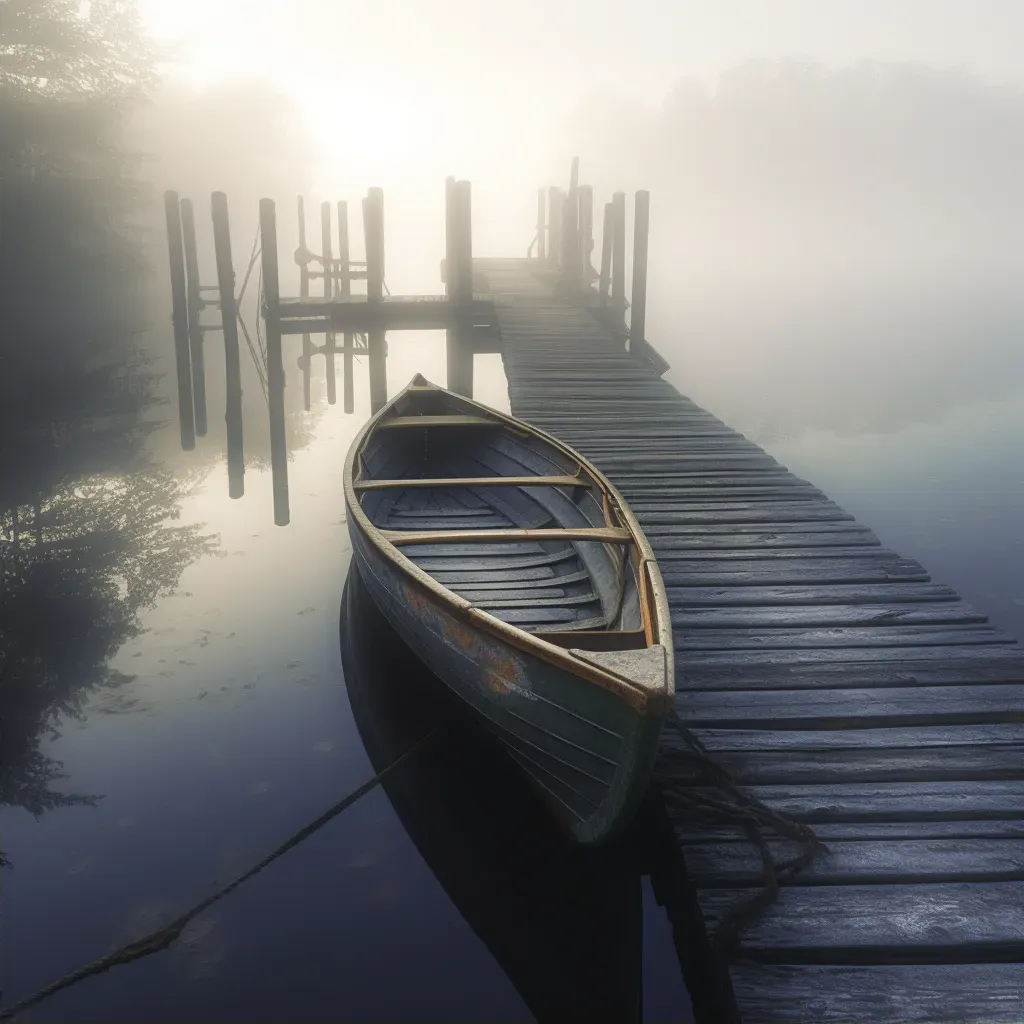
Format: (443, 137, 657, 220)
(658, 711, 827, 959)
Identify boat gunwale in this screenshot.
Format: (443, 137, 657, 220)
(343, 377, 674, 716)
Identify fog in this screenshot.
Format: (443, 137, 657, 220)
(118, 2, 1024, 447)
(569, 60, 1024, 438)
(4, 4, 1024, 1018)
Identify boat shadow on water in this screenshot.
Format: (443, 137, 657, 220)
(340, 566, 658, 1023)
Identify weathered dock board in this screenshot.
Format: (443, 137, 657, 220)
(476, 257, 1024, 1024)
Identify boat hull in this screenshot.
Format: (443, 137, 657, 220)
(340, 567, 644, 1023)
(347, 522, 664, 844)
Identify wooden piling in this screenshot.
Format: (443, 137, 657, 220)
(444, 176, 455, 297)
(444, 176, 457, 390)
(163, 190, 196, 451)
(599, 201, 612, 304)
(211, 191, 244, 498)
(611, 191, 626, 314)
(297, 196, 312, 412)
(629, 190, 650, 358)
(548, 186, 563, 267)
(562, 160, 580, 295)
(561, 196, 579, 296)
(337, 200, 354, 414)
(258, 198, 290, 526)
(447, 179, 474, 397)
(321, 201, 337, 405)
(536, 188, 546, 260)
(578, 184, 594, 284)
(363, 187, 387, 413)
(180, 198, 208, 437)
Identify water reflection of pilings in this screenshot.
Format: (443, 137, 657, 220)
(166, 179, 487, 527)
(164, 159, 659, 527)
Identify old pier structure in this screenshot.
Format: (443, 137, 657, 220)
(165, 163, 1024, 1024)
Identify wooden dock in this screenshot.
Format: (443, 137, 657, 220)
(473, 256, 1024, 1024)
(168, 167, 1024, 1021)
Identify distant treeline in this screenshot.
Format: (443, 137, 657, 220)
(0, 2, 222, 852)
(1, 0, 158, 503)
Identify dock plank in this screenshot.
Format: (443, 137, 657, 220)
(729, 963, 1024, 1023)
(698, 882, 1024, 960)
(684, 838, 1024, 885)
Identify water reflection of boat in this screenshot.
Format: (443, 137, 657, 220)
(344, 375, 672, 844)
(340, 567, 644, 1024)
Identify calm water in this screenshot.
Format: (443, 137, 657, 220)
(0, 345, 690, 1022)
(759, 393, 1024, 644)
(3, 325, 1021, 1020)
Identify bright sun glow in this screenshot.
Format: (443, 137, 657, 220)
(138, 0, 502, 186)
(136, 0, 556, 268)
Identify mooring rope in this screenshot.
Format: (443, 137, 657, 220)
(658, 711, 826, 958)
(0, 727, 444, 1022)
(236, 226, 262, 306)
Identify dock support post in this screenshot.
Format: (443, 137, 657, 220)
(548, 186, 563, 268)
(338, 200, 354, 414)
(211, 191, 244, 498)
(180, 198, 208, 436)
(444, 176, 457, 390)
(629, 190, 650, 358)
(445, 176, 465, 395)
(321, 201, 337, 405)
(444, 176, 456, 297)
(536, 188, 546, 260)
(611, 191, 626, 324)
(599, 201, 612, 304)
(562, 164, 580, 296)
(297, 196, 312, 412)
(363, 187, 387, 414)
(258, 198, 290, 526)
(447, 179, 473, 398)
(164, 191, 195, 451)
(578, 184, 594, 285)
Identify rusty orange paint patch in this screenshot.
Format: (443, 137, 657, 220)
(399, 579, 531, 699)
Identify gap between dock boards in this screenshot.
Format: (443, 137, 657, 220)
(479, 256, 1024, 1024)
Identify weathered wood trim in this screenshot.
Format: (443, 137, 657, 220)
(382, 527, 633, 546)
(377, 414, 503, 429)
(355, 475, 591, 491)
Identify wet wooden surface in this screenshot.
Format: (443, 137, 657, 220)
(477, 257, 1024, 1023)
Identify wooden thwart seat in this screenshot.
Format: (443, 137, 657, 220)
(356, 474, 591, 491)
(382, 526, 633, 547)
(378, 415, 502, 429)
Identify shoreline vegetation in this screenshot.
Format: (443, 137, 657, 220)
(0, 1, 218, 855)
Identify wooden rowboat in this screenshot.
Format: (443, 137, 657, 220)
(344, 374, 673, 844)
(340, 568, 644, 1022)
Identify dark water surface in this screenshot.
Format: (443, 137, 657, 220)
(0, 368, 691, 1022)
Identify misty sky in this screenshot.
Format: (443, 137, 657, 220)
(133, 0, 1024, 441)
(141, 1, 1024, 103)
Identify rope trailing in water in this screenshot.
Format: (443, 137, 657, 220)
(658, 711, 826, 959)
(0, 727, 444, 1022)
